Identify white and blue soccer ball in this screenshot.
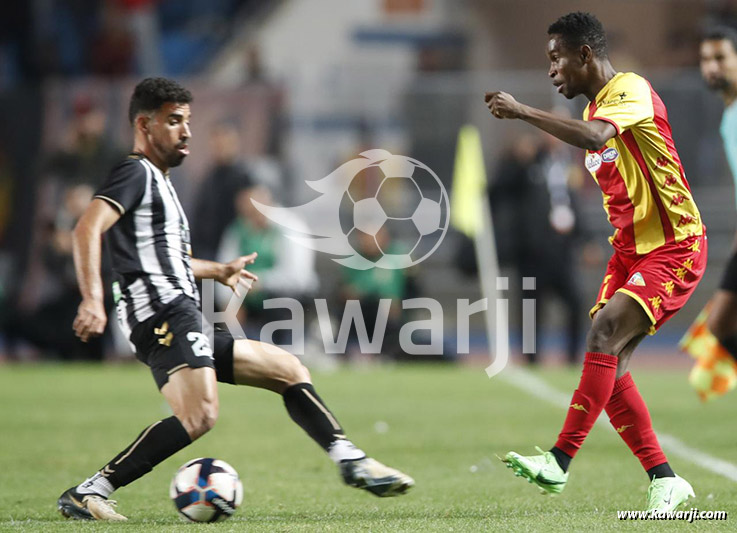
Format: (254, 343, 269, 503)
(170, 458, 243, 522)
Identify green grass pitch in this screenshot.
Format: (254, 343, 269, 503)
(1, 362, 736, 532)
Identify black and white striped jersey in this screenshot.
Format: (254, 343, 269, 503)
(94, 153, 199, 338)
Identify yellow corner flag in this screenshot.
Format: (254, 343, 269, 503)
(450, 124, 487, 238)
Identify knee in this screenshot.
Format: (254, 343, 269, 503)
(180, 401, 219, 440)
(586, 315, 623, 355)
(283, 355, 311, 387)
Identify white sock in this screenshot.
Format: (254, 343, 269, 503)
(328, 439, 366, 464)
(77, 472, 114, 498)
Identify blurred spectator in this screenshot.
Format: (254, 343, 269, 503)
(217, 185, 318, 344)
(117, 0, 162, 75)
(490, 130, 598, 366)
(3, 185, 111, 360)
(339, 228, 407, 360)
(90, 1, 135, 77)
(192, 121, 254, 260)
(44, 95, 125, 187)
(15, 95, 123, 333)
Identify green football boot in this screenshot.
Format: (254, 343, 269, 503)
(502, 446, 569, 494)
(645, 475, 694, 513)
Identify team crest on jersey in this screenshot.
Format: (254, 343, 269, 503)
(585, 152, 602, 172)
(627, 272, 646, 287)
(602, 147, 619, 163)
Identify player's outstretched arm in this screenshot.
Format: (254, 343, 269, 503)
(485, 91, 616, 151)
(72, 199, 121, 342)
(191, 253, 258, 297)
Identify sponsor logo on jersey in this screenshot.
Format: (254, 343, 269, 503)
(585, 152, 602, 172)
(627, 272, 646, 287)
(601, 92, 628, 106)
(602, 147, 619, 163)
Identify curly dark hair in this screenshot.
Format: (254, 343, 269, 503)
(128, 77, 193, 125)
(548, 12, 608, 58)
(702, 25, 737, 52)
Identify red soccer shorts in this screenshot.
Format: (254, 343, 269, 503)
(590, 232, 707, 334)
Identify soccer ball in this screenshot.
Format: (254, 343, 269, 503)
(340, 153, 449, 269)
(170, 458, 243, 522)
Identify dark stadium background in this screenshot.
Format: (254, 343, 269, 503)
(0, 0, 733, 365)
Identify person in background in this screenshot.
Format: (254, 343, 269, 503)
(217, 185, 318, 344)
(4, 184, 110, 360)
(699, 27, 737, 362)
(192, 121, 253, 260)
(490, 125, 598, 366)
(338, 229, 407, 360)
(45, 95, 124, 188)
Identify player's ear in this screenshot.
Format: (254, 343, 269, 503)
(580, 44, 594, 64)
(135, 114, 150, 133)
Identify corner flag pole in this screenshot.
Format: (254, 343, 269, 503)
(450, 125, 508, 377)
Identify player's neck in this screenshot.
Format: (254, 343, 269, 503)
(722, 86, 737, 107)
(131, 144, 169, 174)
(584, 61, 618, 102)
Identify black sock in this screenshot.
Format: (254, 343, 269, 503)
(718, 334, 737, 363)
(550, 447, 572, 472)
(283, 383, 345, 451)
(102, 416, 192, 489)
(647, 462, 675, 480)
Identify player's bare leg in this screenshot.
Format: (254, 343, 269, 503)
(161, 367, 219, 440)
(59, 367, 217, 521)
(232, 339, 414, 497)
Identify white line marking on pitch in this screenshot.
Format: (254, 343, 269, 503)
(499, 367, 737, 483)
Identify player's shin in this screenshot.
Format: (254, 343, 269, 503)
(553, 352, 618, 463)
(282, 383, 365, 463)
(604, 372, 673, 478)
(77, 416, 192, 495)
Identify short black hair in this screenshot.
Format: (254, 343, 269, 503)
(702, 25, 737, 52)
(128, 77, 192, 125)
(548, 12, 608, 58)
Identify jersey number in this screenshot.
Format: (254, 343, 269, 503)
(186, 332, 214, 359)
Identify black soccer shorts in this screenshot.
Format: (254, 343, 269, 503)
(129, 295, 236, 389)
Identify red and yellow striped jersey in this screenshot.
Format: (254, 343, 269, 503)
(583, 72, 702, 256)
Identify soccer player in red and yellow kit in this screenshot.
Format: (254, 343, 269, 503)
(485, 12, 704, 512)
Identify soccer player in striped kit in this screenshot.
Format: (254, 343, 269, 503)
(57, 78, 413, 522)
(486, 12, 705, 512)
